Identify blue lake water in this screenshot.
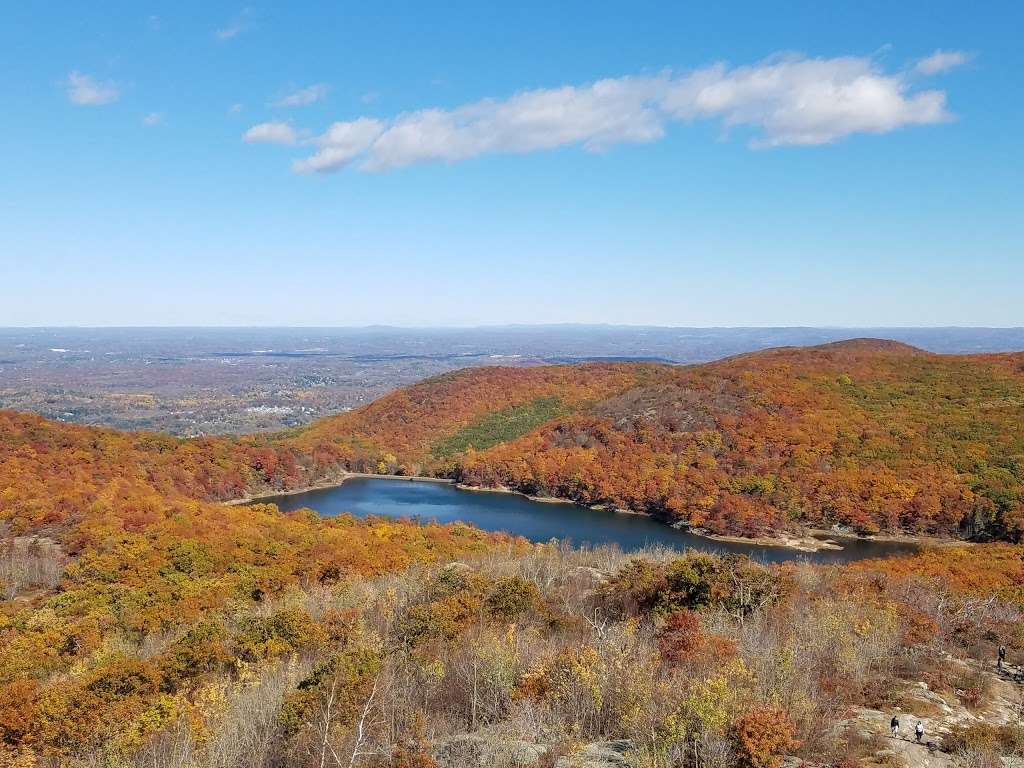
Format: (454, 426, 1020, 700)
(258, 477, 918, 564)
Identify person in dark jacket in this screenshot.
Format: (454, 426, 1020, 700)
(999, 644, 1007, 670)
(916, 721, 924, 743)
(891, 715, 900, 738)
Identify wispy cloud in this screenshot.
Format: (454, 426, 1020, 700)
(270, 83, 328, 108)
(65, 71, 120, 106)
(914, 49, 971, 76)
(142, 112, 164, 126)
(252, 52, 958, 174)
(215, 8, 252, 41)
(292, 118, 385, 173)
(243, 121, 297, 145)
(228, 103, 244, 115)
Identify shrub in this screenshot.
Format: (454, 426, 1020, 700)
(235, 608, 327, 661)
(279, 646, 382, 739)
(390, 742, 438, 768)
(0, 679, 37, 744)
(159, 619, 230, 691)
(485, 576, 541, 620)
(602, 553, 782, 620)
(943, 723, 1024, 755)
(397, 592, 483, 646)
(657, 609, 704, 665)
(83, 657, 161, 703)
(732, 706, 800, 768)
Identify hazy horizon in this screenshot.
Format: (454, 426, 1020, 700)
(2, 323, 1022, 331)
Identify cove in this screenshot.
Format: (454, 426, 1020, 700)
(258, 477, 918, 564)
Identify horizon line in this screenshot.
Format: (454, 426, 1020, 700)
(2, 324, 1023, 332)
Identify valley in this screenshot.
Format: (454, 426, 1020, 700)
(1, 338, 1022, 766)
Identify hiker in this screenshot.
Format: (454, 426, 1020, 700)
(999, 644, 1007, 670)
(891, 715, 899, 738)
(916, 721, 924, 743)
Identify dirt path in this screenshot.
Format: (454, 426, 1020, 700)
(850, 658, 1024, 767)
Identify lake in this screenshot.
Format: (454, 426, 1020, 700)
(258, 477, 918, 564)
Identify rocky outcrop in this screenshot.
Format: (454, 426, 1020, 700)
(841, 659, 1024, 767)
(433, 734, 547, 768)
(432, 736, 635, 768)
(553, 740, 633, 767)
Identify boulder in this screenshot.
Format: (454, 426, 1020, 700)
(433, 734, 546, 768)
(571, 566, 610, 588)
(431, 736, 636, 768)
(554, 740, 634, 768)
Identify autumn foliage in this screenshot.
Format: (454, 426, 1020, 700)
(444, 341, 1024, 540)
(732, 706, 801, 768)
(0, 339, 1023, 764)
(10, 340, 1019, 542)
(0, 408, 508, 759)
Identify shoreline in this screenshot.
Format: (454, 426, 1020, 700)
(226, 472, 454, 505)
(455, 483, 580, 506)
(457, 484, 842, 551)
(806, 527, 970, 549)
(689, 530, 843, 552)
(226, 474, 939, 554)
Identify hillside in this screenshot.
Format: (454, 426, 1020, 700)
(2, 340, 1024, 764)
(0, 409, 510, 761)
(4, 340, 1021, 543)
(283, 340, 1024, 540)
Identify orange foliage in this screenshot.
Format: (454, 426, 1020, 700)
(854, 543, 1024, 606)
(732, 706, 801, 768)
(0, 340, 1022, 757)
(288, 363, 656, 469)
(0, 407, 511, 755)
(454, 342, 1024, 539)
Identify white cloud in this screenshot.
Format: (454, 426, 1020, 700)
(65, 71, 120, 106)
(142, 112, 163, 126)
(661, 55, 950, 147)
(914, 50, 970, 76)
(291, 118, 384, 173)
(243, 121, 297, 145)
(255, 52, 958, 174)
(215, 8, 251, 40)
(228, 103, 243, 115)
(271, 83, 329, 108)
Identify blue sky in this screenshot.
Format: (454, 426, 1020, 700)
(1, 1, 1021, 327)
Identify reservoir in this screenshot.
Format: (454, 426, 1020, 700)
(259, 477, 918, 564)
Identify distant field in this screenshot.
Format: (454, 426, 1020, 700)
(1, 326, 1021, 435)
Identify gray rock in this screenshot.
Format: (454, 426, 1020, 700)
(433, 734, 547, 768)
(554, 740, 634, 768)
(571, 566, 610, 588)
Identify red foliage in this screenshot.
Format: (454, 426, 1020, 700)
(657, 610, 704, 665)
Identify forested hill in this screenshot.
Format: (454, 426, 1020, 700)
(2, 339, 1024, 761)
(284, 339, 1024, 540)
(1, 339, 1022, 541)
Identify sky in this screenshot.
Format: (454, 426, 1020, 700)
(1, 1, 1021, 327)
